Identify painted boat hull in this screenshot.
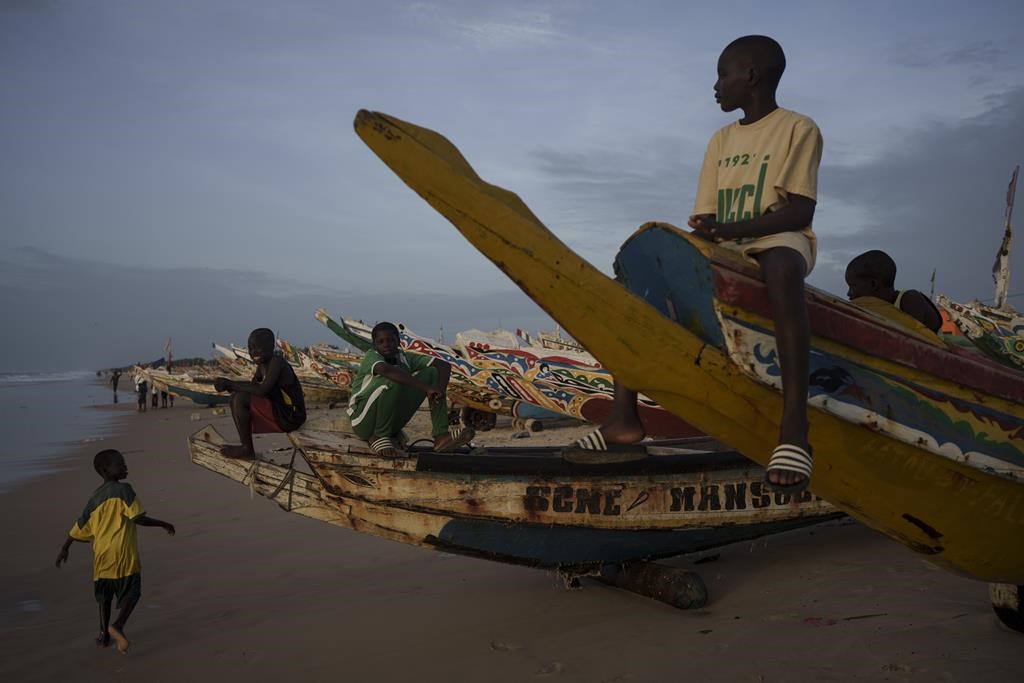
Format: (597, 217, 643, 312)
(939, 296, 1024, 371)
(352, 109, 1024, 584)
(190, 425, 839, 568)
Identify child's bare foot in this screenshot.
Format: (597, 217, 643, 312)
(107, 625, 130, 654)
(95, 632, 111, 648)
(219, 444, 255, 460)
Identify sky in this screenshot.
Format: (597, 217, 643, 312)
(2, 0, 1023, 372)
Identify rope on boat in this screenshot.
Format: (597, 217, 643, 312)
(242, 453, 261, 501)
(267, 447, 299, 511)
(240, 446, 299, 510)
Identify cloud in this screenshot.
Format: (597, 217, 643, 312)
(527, 136, 707, 260)
(405, 2, 562, 50)
(0, 248, 555, 372)
(892, 39, 1005, 69)
(814, 86, 1024, 300)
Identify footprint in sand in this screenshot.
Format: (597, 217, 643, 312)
(535, 662, 564, 676)
(489, 640, 522, 652)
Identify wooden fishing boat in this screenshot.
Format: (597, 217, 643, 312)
(351, 110, 1024, 627)
(274, 339, 350, 405)
(143, 368, 230, 406)
(456, 336, 701, 437)
(938, 298, 1024, 371)
(317, 308, 698, 436)
(189, 423, 839, 570)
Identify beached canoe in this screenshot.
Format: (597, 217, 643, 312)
(189, 423, 839, 569)
(352, 110, 1024, 590)
(938, 296, 1024, 371)
(143, 368, 230, 406)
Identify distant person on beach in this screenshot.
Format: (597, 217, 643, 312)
(160, 389, 169, 408)
(109, 370, 121, 404)
(151, 384, 159, 410)
(213, 328, 307, 459)
(347, 322, 474, 457)
(134, 374, 147, 413)
(55, 449, 175, 653)
(571, 35, 822, 494)
(845, 250, 942, 334)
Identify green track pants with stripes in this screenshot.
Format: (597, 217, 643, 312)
(350, 366, 449, 441)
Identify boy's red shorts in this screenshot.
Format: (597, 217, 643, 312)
(250, 396, 285, 434)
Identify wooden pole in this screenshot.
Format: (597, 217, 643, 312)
(598, 561, 708, 609)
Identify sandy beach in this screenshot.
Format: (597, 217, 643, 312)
(1, 401, 1021, 683)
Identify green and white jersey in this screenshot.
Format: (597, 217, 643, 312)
(346, 349, 432, 418)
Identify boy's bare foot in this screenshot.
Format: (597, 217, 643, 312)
(219, 444, 255, 460)
(107, 625, 130, 654)
(592, 418, 646, 446)
(95, 633, 111, 648)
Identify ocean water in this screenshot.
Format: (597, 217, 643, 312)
(0, 371, 128, 494)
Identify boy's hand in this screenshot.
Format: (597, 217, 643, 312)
(55, 548, 68, 568)
(426, 387, 444, 404)
(688, 215, 740, 242)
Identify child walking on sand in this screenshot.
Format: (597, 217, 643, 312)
(55, 449, 175, 653)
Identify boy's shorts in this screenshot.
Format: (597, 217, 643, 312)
(94, 573, 141, 607)
(250, 396, 289, 434)
(721, 231, 816, 275)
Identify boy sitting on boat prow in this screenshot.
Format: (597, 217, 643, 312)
(348, 321, 473, 457)
(845, 250, 942, 334)
(213, 328, 306, 459)
(572, 35, 822, 494)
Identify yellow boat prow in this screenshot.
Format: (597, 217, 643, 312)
(354, 110, 1024, 585)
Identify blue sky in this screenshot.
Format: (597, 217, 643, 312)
(2, 0, 1023, 371)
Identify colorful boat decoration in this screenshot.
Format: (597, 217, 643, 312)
(189, 423, 840, 570)
(273, 339, 349, 405)
(938, 297, 1024, 371)
(352, 110, 1024, 592)
(315, 308, 550, 421)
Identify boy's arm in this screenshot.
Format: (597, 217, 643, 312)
(55, 536, 87, 568)
(134, 514, 176, 535)
(689, 195, 816, 241)
(374, 363, 442, 400)
(215, 356, 286, 397)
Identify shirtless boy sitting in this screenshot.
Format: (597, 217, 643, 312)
(213, 328, 306, 459)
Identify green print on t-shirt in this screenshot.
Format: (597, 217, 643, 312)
(717, 154, 771, 223)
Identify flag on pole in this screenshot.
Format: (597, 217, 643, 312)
(992, 166, 1018, 309)
(164, 337, 173, 369)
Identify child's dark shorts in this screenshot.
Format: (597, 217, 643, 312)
(94, 573, 141, 607)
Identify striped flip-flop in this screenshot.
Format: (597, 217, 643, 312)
(368, 436, 406, 458)
(764, 443, 813, 493)
(561, 429, 648, 464)
(433, 425, 475, 453)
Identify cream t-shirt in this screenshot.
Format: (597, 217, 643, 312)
(693, 107, 823, 254)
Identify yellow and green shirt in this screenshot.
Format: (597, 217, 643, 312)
(693, 107, 823, 252)
(69, 481, 145, 580)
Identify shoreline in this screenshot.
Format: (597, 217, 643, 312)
(1, 401, 1022, 682)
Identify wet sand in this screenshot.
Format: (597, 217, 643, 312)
(1, 402, 1021, 682)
